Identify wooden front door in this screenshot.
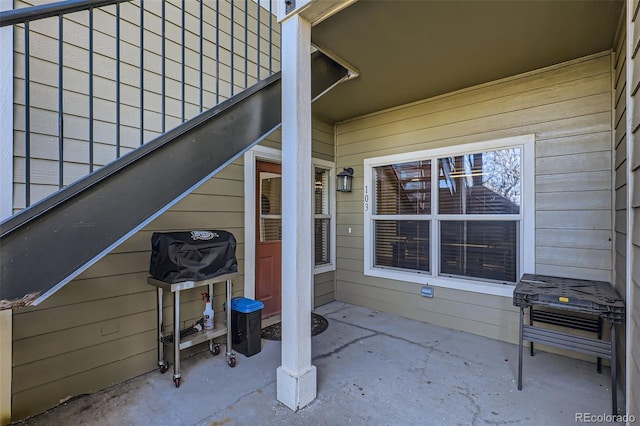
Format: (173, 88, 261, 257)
(255, 160, 282, 317)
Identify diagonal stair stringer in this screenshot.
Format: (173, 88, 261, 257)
(0, 51, 348, 309)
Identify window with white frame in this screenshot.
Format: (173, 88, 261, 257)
(313, 160, 336, 273)
(363, 135, 534, 292)
(314, 167, 331, 265)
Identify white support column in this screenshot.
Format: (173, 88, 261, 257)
(0, 2, 14, 418)
(276, 12, 316, 411)
(0, 309, 11, 426)
(0, 0, 14, 220)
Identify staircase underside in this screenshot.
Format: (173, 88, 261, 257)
(0, 51, 348, 309)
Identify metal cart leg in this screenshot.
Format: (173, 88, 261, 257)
(208, 282, 220, 355)
(611, 323, 617, 415)
(226, 278, 236, 367)
(518, 307, 524, 391)
(209, 282, 214, 326)
(173, 290, 181, 387)
(157, 287, 168, 373)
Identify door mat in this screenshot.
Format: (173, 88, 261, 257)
(261, 313, 329, 341)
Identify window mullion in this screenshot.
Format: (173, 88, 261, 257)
(431, 158, 439, 277)
(437, 214, 522, 221)
(372, 214, 431, 221)
(261, 214, 282, 219)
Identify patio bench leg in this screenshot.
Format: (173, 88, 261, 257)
(597, 317, 602, 373)
(518, 307, 524, 391)
(611, 323, 617, 414)
(528, 307, 534, 356)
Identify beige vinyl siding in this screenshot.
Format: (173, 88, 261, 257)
(629, 0, 640, 418)
(311, 119, 337, 307)
(614, 7, 628, 316)
(335, 53, 613, 345)
(612, 7, 629, 402)
(314, 271, 335, 308)
(10, 118, 333, 421)
(12, 0, 281, 212)
(0, 310, 10, 426)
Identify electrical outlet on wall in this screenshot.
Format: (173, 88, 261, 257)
(421, 285, 434, 298)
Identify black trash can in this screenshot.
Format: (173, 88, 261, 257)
(231, 297, 264, 357)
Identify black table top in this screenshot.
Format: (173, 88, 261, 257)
(513, 274, 625, 323)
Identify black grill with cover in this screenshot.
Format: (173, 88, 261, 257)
(149, 230, 238, 283)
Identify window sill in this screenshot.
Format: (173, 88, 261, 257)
(314, 264, 336, 275)
(365, 267, 515, 297)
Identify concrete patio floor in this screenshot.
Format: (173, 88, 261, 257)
(14, 301, 616, 426)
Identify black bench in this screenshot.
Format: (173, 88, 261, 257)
(513, 274, 625, 415)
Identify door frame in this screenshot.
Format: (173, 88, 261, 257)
(244, 145, 282, 301)
(244, 145, 336, 308)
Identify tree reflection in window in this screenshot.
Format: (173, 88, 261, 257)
(439, 148, 520, 215)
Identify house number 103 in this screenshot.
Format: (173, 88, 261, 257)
(364, 185, 369, 212)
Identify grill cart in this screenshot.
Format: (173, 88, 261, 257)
(148, 230, 239, 387)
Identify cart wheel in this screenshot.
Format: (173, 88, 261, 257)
(211, 344, 220, 356)
(174, 377, 181, 388)
(159, 363, 169, 374)
(228, 357, 236, 368)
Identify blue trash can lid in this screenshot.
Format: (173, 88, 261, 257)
(231, 297, 264, 313)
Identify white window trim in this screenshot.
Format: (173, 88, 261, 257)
(243, 146, 337, 299)
(363, 134, 535, 298)
(312, 157, 337, 275)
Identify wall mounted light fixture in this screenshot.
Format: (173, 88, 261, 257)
(336, 167, 354, 192)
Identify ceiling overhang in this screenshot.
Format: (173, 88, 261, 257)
(311, 0, 624, 123)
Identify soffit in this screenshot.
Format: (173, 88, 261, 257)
(311, 0, 624, 123)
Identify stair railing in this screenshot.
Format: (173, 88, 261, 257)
(0, 0, 279, 211)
